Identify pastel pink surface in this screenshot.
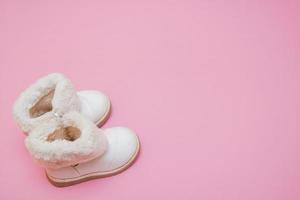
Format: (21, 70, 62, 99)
(0, 0, 300, 199)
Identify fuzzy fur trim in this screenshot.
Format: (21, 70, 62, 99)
(25, 112, 107, 169)
(13, 73, 81, 134)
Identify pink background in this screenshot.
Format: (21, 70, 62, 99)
(0, 0, 300, 199)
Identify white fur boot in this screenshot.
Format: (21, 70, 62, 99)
(13, 73, 111, 134)
(25, 112, 140, 187)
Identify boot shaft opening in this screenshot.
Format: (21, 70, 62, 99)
(29, 89, 55, 118)
(47, 126, 81, 142)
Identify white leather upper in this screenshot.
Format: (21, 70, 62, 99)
(46, 127, 139, 179)
(77, 90, 110, 124)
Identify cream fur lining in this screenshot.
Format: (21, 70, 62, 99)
(25, 112, 107, 169)
(13, 73, 81, 134)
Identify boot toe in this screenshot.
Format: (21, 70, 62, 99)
(77, 90, 111, 124)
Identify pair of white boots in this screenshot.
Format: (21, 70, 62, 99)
(13, 73, 140, 187)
